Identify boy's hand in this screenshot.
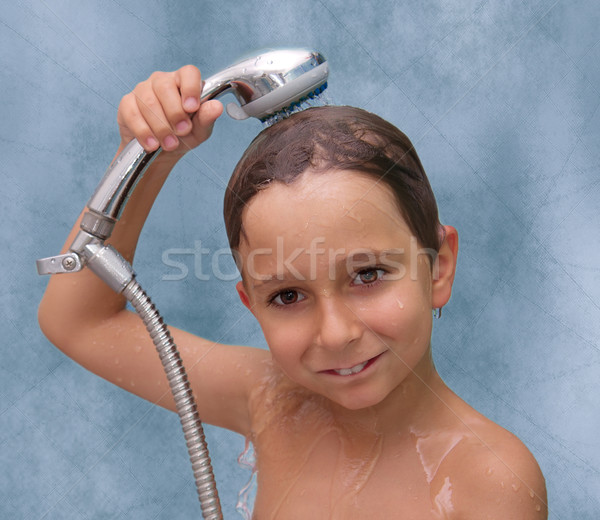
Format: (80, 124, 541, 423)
(117, 65, 223, 154)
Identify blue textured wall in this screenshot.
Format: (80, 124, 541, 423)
(1, 1, 598, 518)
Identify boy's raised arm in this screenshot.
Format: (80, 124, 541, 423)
(38, 65, 264, 436)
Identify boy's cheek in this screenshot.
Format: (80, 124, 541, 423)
(263, 323, 311, 360)
(358, 287, 428, 329)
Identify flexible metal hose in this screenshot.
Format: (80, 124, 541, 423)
(123, 278, 223, 520)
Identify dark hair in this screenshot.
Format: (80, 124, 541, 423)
(224, 105, 442, 257)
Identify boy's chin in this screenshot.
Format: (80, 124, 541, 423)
(324, 387, 390, 412)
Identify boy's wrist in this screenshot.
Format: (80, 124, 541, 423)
(153, 147, 187, 165)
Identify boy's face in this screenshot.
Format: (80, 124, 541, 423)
(236, 169, 437, 410)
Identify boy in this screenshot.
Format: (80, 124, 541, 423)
(39, 65, 547, 518)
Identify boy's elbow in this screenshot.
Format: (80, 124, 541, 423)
(38, 270, 126, 349)
(38, 286, 85, 352)
(38, 291, 65, 349)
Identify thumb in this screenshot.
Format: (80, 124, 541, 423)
(192, 99, 224, 141)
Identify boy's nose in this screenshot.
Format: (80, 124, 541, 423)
(315, 297, 363, 352)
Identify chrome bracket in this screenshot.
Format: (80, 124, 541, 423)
(36, 252, 84, 275)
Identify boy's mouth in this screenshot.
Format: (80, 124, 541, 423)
(324, 352, 384, 376)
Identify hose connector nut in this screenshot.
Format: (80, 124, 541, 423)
(81, 211, 116, 240)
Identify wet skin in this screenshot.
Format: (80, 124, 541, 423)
(38, 64, 548, 517)
(234, 170, 547, 519)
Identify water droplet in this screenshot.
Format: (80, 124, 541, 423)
(512, 482, 521, 492)
(529, 489, 535, 499)
(535, 504, 541, 512)
(130, 380, 136, 387)
(134, 344, 142, 353)
(485, 467, 494, 476)
(116, 377, 123, 383)
(396, 298, 404, 309)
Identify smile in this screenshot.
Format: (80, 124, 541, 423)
(334, 360, 368, 376)
(324, 352, 384, 377)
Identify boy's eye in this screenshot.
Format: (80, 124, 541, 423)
(271, 289, 304, 306)
(353, 268, 385, 285)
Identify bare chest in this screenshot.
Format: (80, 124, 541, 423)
(245, 373, 463, 519)
(250, 427, 455, 520)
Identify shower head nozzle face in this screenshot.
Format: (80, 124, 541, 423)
(200, 48, 329, 122)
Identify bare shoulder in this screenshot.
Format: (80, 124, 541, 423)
(445, 416, 548, 519)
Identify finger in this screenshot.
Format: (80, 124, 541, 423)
(134, 78, 179, 151)
(176, 65, 202, 113)
(190, 99, 223, 142)
(117, 92, 160, 151)
(152, 71, 194, 138)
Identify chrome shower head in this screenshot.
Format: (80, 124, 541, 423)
(201, 48, 329, 123)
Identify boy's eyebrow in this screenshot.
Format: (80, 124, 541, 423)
(249, 248, 407, 289)
(251, 275, 303, 290)
(344, 248, 406, 262)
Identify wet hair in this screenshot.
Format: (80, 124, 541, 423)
(224, 105, 442, 260)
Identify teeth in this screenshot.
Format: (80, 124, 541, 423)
(334, 360, 368, 376)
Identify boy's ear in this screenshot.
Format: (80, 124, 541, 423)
(236, 281, 253, 311)
(431, 225, 458, 309)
